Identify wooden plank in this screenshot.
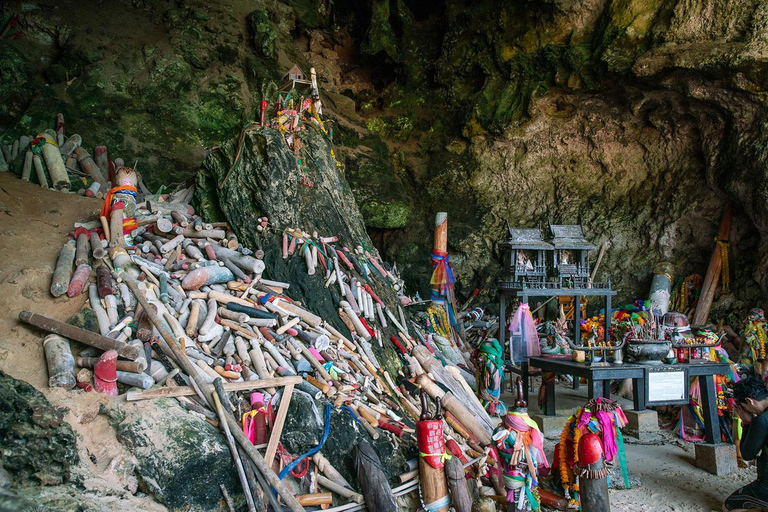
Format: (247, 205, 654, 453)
(265, 382, 295, 467)
(126, 376, 302, 401)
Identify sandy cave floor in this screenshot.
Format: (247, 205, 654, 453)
(0, 174, 166, 511)
(0, 172, 759, 511)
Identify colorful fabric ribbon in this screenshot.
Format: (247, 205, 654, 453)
(430, 251, 455, 295)
(100, 185, 138, 219)
(505, 412, 549, 469)
(479, 339, 507, 416)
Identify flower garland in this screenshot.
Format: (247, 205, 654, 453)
(758, 326, 767, 360)
(739, 310, 768, 376)
(558, 427, 571, 496)
(671, 274, 702, 312)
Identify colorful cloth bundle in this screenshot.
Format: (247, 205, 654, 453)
(478, 339, 507, 417)
(496, 411, 549, 511)
(555, 398, 630, 507)
(430, 251, 455, 295)
(739, 308, 768, 378)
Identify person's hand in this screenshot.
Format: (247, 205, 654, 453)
(735, 403, 756, 424)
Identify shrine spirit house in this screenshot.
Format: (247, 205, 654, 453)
(497, 222, 615, 349)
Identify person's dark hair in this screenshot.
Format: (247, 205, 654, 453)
(734, 376, 768, 403)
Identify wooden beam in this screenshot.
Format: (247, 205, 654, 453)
(692, 204, 733, 326)
(126, 376, 302, 401)
(265, 382, 295, 467)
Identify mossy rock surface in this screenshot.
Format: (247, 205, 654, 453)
(0, 372, 79, 487)
(105, 398, 242, 511)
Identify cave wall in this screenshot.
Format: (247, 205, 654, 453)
(1, 0, 767, 320)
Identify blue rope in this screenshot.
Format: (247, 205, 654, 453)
(278, 403, 332, 480)
(341, 405, 360, 422)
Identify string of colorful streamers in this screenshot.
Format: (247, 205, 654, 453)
(557, 398, 630, 507)
(504, 412, 549, 470)
(430, 251, 455, 295)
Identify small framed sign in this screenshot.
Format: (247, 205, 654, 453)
(645, 366, 688, 406)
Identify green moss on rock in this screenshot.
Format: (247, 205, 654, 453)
(0, 372, 79, 487)
(248, 10, 278, 59)
(360, 198, 412, 228)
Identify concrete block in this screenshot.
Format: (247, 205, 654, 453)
(695, 443, 737, 475)
(531, 413, 569, 439)
(622, 409, 659, 439)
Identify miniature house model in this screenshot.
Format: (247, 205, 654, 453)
(548, 224, 596, 288)
(498, 222, 601, 290)
(279, 64, 312, 93)
(497, 220, 613, 350)
(499, 223, 553, 290)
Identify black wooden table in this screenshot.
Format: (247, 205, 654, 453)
(518, 356, 732, 445)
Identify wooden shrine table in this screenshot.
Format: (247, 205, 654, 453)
(517, 356, 732, 445)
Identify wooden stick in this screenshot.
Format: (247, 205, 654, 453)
(264, 383, 295, 468)
(313, 452, 354, 488)
(291, 337, 334, 382)
(296, 493, 332, 506)
(19, 311, 140, 360)
(264, 295, 322, 327)
(317, 475, 363, 503)
(348, 404, 379, 440)
(220, 484, 235, 512)
(275, 316, 301, 335)
(212, 378, 256, 512)
(125, 376, 302, 401)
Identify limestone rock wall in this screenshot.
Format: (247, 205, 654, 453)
(2, 0, 767, 318)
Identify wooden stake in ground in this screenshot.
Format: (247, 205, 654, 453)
(692, 204, 733, 326)
(417, 392, 449, 512)
(430, 212, 461, 345)
(212, 378, 256, 512)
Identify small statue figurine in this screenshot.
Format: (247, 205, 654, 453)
(111, 166, 138, 217)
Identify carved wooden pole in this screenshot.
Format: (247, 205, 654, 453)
(39, 135, 69, 190)
(417, 391, 449, 512)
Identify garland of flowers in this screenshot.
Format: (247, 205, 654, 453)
(717, 239, 730, 294)
(757, 326, 767, 360)
(671, 274, 702, 312)
(558, 427, 574, 501)
(740, 311, 768, 376)
(716, 375, 727, 414)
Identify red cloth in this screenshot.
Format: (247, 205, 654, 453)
(100, 185, 137, 218)
(417, 419, 446, 469)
